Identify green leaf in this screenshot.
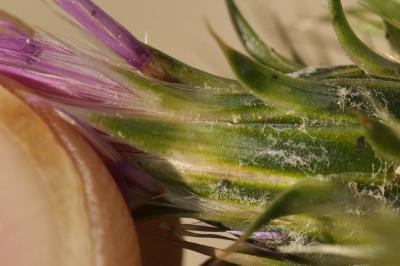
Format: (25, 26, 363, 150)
(362, 216, 400, 265)
(362, 117, 400, 164)
(300, 65, 364, 80)
(218, 180, 354, 263)
(277, 215, 400, 265)
(278, 244, 374, 265)
(115, 66, 275, 122)
(210, 29, 356, 117)
(225, 0, 302, 72)
(144, 45, 244, 92)
(89, 115, 382, 181)
(360, 0, 400, 55)
(211, 28, 400, 119)
(237, 180, 353, 242)
(328, 0, 400, 78)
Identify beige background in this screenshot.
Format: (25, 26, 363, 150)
(3, 0, 365, 77)
(0, 0, 383, 265)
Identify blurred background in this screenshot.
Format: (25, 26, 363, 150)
(4, 0, 372, 78)
(1, 0, 387, 265)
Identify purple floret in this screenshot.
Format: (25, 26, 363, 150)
(0, 30, 140, 110)
(53, 0, 151, 69)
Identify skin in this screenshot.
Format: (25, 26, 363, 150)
(0, 86, 141, 266)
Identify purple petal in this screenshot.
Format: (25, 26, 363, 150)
(52, 0, 150, 69)
(0, 63, 138, 111)
(108, 161, 165, 195)
(0, 10, 35, 36)
(0, 35, 42, 55)
(0, 32, 141, 111)
(0, 20, 29, 37)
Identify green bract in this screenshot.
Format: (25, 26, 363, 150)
(77, 0, 400, 264)
(84, 0, 400, 252)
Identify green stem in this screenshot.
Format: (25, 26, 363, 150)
(328, 0, 400, 78)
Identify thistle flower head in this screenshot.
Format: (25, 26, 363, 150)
(2, 0, 400, 265)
